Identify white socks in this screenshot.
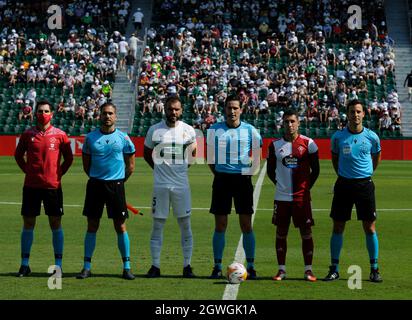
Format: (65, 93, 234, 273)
(177, 216, 193, 267)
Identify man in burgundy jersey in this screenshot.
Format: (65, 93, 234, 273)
(267, 109, 320, 282)
(14, 100, 73, 277)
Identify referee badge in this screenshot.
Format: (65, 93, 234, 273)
(343, 144, 351, 154)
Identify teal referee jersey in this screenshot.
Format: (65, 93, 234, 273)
(331, 127, 381, 179)
(207, 121, 262, 174)
(83, 129, 135, 180)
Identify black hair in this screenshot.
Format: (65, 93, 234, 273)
(282, 108, 299, 119)
(100, 102, 117, 113)
(36, 99, 54, 112)
(346, 99, 365, 112)
(165, 96, 182, 109)
(224, 95, 241, 108)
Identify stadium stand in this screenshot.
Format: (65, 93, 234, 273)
(0, 0, 132, 136)
(129, 0, 403, 138)
(0, 0, 405, 139)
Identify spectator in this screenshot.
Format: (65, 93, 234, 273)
(18, 100, 33, 123)
(404, 69, 412, 102)
(202, 110, 216, 130)
(128, 33, 140, 58)
(101, 80, 113, 99)
(132, 8, 144, 31)
(125, 50, 136, 83)
(118, 36, 129, 71)
(25, 87, 37, 111)
(327, 104, 340, 129)
(379, 111, 392, 135)
(65, 94, 76, 114)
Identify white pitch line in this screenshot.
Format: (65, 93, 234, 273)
(222, 162, 267, 301)
(0, 201, 411, 212)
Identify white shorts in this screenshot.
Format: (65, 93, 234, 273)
(152, 186, 191, 219)
(408, 87, 412, 94)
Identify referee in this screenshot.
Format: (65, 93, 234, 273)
(323, 99, 382, 283)
(206, 95, 262, 279)
(76, 103, 136, 280)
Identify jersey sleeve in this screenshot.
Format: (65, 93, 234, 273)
(144, 126, 155, 149)
(123, 134, 136, 154)
(308, 138, 319, 154)
(250, 125, 263, 148)
(186, 126, 197, 145)
(60, 132, 74, 173)
(15, 131, 29, 157)
(370, 130, 381, 154)
(82, 135, 91, 154)
(60, 132, 73, 158)
(206, 124, 216, 147)
(266, 140, 276, 159)
(330, 132, 339, 154)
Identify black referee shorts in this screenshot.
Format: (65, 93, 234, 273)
(21, 187, 64, 217)
(83, 178, 129, 220)
(210, 172, 254, 215)
(330, 176, 377, 222)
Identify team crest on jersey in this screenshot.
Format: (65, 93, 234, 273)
(297, 146, 305, 155)
(49, 137, 57, 150)
(343, 144, 351, 155)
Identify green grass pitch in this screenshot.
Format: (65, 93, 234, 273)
(0, 156, 411, 300)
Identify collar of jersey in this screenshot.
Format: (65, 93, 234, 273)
(346, 126, 364, 135)
(99, 128, 116, 135)
(35, 124, 53, 133)
(225, 121, 242, 129)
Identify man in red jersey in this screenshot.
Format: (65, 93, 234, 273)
(14, 100, 73, 277)
(267, 109, 320, 282)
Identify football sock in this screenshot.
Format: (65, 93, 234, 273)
(117, 231, 131, 270)
(276, 236, 287, 266)
(366, 232, 379, 269)
(302, 236, 314, 266)
(243, 231, 255, 269)
(83, 232, 96, 270)
(178, 216, 193, 267)
(213, 231, 225, 270)
(330, 233, 343, 272)
(279, 265, 286, 272)
(21, 228, 34, 267)
(150, 218, 165, 268)
(52, 228, 64, 268)
(304, 265, 313, 272)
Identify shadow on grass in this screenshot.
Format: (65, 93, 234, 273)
(0, 272, 225, 280)
(2, 273, 352, 282)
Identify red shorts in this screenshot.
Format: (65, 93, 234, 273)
(273, 200, 314, 228)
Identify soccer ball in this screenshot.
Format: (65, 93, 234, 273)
(226, 262, 247, 284)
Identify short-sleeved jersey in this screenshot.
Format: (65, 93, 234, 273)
(15, 126, 73, 189)
(207, 121, 262, 174)
(83, 128, 135, 180)
(271, 135, 318, 202)
(145, 120, 196, 188)
(331, 127, 381, 179)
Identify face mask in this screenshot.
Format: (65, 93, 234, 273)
(36, 113, 52, 125)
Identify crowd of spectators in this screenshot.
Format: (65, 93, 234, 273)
(134, 0, 401, 137)
(0, 0, 135, 133)
(0, 0, 403, 137)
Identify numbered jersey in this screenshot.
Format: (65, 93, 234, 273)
(145, 120, 196, 188)
(272, 135, 318, 202)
